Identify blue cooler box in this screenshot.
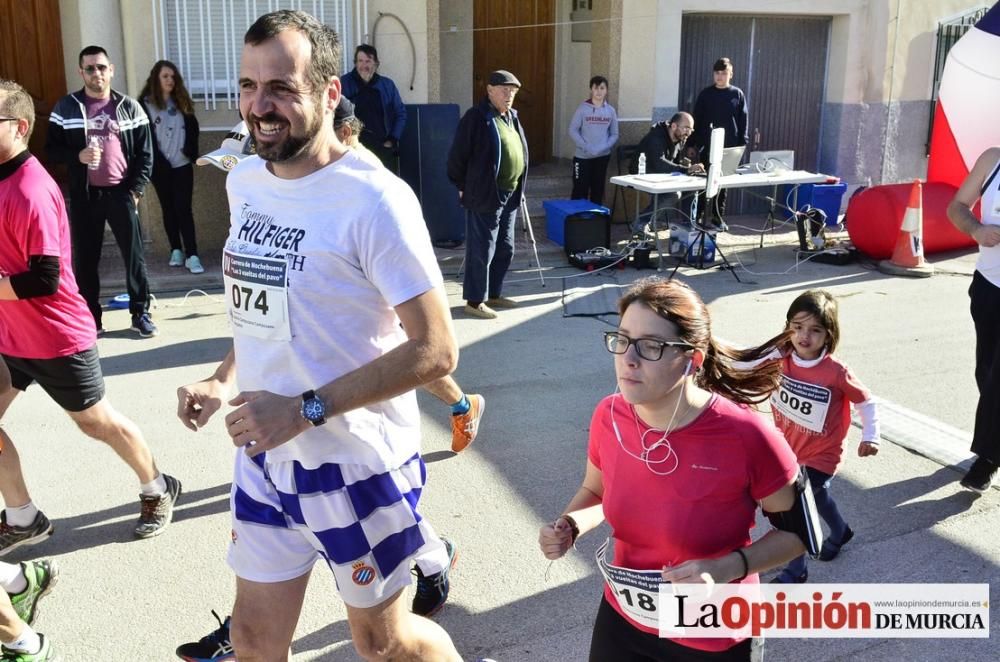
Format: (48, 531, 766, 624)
(543, 199, 610, 246)
(786, 183, 848, 226)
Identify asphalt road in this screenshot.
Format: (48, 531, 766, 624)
(4, 230, 997, 661)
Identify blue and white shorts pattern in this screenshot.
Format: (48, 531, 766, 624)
(227, 449, 444, 608)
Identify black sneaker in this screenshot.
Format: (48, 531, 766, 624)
(960, 456, 998, 494)
(818, 526, 854, 562)
(412, 537, 457, 617)
(176, 610, 235, 661)
(0, 512, 53, 557)
(769, 568, 808, 584)
(130, 313, 159, 338)
(135, 474, 182, 538)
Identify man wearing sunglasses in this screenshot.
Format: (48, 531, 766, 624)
(46, 45, 157, 338)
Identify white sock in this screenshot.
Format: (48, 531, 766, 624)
(140, 474, 167, 497)
(3, 624, 40, 654)
(4, 502, 38, 528)
(0, 562, 26, 594)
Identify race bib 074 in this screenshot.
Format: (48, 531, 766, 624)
(222, 250, 291, 341)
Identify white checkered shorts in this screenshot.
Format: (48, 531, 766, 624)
(227, 449, 445, 608)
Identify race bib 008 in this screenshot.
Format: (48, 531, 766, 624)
(770, 375, 830, 433)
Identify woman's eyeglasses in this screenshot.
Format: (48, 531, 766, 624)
(603, 331, 692, 362)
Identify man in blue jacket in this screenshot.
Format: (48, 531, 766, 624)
(340, 44, 406, 172)
(447, 70, 528, 320)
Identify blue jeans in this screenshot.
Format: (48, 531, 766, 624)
(463, 190, 518, 303)
(784, 466, 848, 577)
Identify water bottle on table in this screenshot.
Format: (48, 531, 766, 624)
(637, 152, 646, 176)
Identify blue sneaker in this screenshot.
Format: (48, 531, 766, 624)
(412, 537, 457, 617)
(176, 611, 234, 661)
(130, 313, 158, 338)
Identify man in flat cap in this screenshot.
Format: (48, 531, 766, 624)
(447, 69, 528, 319)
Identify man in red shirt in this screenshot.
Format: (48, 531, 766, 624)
(0, 79, 180, 553)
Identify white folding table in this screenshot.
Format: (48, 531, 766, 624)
(609, 170, 833, 271)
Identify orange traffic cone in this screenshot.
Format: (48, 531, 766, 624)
(877, 179, 934, 277)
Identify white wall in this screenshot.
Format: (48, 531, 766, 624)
(363, 1, 429, 104)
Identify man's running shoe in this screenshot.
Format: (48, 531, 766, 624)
(0, 634, 58, 661)
(135, 474, 182, 538)
(176, 610, 234, 661)
(960, 456, 998, 494)
(412, 537, 458, 617)
(130, 313, 159, 338)
(0, 512, 53, 557)
(451, 394, 485, 453)
(10, 559, 58, 625)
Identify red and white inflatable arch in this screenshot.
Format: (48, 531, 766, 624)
(848, 2, 1000, 258)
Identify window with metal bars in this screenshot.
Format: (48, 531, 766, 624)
(151, 0, 356, 111)
(927, 7, 989, 155)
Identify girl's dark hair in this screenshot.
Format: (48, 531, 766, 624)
(140, 60, 195, 115)
(618, 278, 790, 405)
(713, 57, 733, 72)
(785, 289, 840, 353)
(589, 75, 608, 89)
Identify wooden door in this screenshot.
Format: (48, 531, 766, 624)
(0, 0, 68, 169)
(473, 0, 554, 164)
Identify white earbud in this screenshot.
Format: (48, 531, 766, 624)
(683, 359, 692, 376)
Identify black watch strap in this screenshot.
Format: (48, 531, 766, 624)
(301, 389, 326, 426)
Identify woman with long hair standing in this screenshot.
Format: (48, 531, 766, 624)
(140, 60, 203, 273)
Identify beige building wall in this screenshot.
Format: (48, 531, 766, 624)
(363, 1, 430, 104)
(437, 0, 473, 108)
(553, 0, 595, 159)
(59, 0, 126, 95)
(881, 0, 986, 102)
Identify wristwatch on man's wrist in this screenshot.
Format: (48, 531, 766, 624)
(300, 390, 327, 426)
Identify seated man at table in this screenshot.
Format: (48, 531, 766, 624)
(631, 112, 704, 233)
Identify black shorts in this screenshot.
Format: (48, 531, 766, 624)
(589, 597, 753, 662)
(2, 347, 105, 412)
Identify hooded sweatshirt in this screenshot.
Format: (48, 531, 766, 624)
(568, 99, 619, 159)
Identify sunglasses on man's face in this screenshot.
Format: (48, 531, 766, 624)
(83, 64, 110, 75)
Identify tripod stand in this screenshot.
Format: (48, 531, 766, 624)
(667, 193, 741, 283)
(518, 196, 545, 286)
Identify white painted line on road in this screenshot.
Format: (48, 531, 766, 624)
(853, 401, 998, 490)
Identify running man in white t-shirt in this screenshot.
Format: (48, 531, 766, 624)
(174, 11, 461, 660)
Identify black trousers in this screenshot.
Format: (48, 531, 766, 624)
(970, 270, 1000, 463)
(151, 162, 198, 256)
(69, 186, 151, 327)
(359, 133, 399, 174)
(589, 597, 753, 662)
(572, 155, 611, 205)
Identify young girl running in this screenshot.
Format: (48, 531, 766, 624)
(768, 289, 880, 583)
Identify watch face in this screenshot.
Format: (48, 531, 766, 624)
(303, 398, 325, 421)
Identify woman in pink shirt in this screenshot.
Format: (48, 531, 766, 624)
(539, 278, 805, 661)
